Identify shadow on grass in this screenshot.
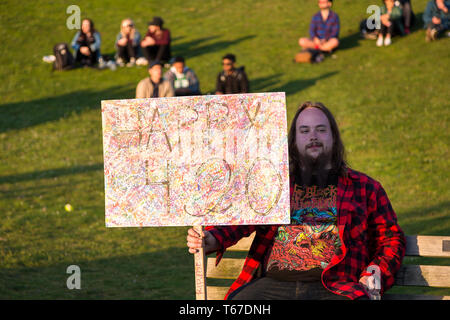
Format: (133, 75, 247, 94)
(398, 200, 450, 236)
(0, 246, 196, 299)
(269, 71, 339, 96)
(0, 85, 134, 134)
(0, 163, 104, 185)
(250, 73, 283, 92)
(410, 12, 424, 33)
(172, 35, 219, 54)
(338, 31, 361, 51)
(172, 35, 256, 59)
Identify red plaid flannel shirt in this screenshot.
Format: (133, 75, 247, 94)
(206, 168, 406, 300)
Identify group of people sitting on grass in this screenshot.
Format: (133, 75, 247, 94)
(297, 0, 448, 63)
(114, 16, 171, 68)
(67, 16, 172, 69)
(358, 0, 449, 46)
(45, 0, 449, 89)
(48, 15, 250, 98)
(135, 53, 250, 98)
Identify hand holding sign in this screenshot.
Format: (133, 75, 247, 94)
(187, 227, 219, 254)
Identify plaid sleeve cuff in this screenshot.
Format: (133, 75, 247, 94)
(205, 227, 226, 265)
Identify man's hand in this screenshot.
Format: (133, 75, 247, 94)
(141, 36, 156, 47)
(359, 275, 380, 299)
(117, 37, 128, 46)
(436, 1, 448, 13)
(80, 46, 91, 56)
(359, 266, 381, 300)
(432, 16, 442, 25)
(187, 228, 220, 254)
(313, 37, 321, 46)
(380, 14, 392, 27)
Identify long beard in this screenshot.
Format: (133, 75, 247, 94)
(298, 149, 331, 188)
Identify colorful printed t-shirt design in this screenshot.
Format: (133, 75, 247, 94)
(266, 175, 341, 280)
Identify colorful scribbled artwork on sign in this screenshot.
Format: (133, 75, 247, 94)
(101, 93, 290, 227)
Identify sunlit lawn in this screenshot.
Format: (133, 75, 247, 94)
(0, 0, 448, 299)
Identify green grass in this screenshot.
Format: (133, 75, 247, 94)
(0, 0, 449, 299)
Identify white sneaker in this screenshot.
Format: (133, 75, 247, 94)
(106, 60, 117, 71)
(136, 57, 148, 66)
(126, 57, 136, 67)
(116, 57, 125, 67)
(43, 55, 56, 63)
(384, 36, 392, 46)
(376, 36, 383, 47)
(98, 57, 106, 69)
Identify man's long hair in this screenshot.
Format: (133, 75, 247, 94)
(288, 101, 348, 177)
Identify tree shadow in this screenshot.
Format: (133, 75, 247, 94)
(0, 163, 104, 185)
(0, 247, 196, 299)
(250, 73, 283, 92)
(0, 163, 105, 215)
(172, 35, 256, 59)
(0, 85, 134, 134)
(171, 35, 219, 54)
(398, 200, 450, 235)
(268, 71, 339, 96)
(338, 31, 361, 51)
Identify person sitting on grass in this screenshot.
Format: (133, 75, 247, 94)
(423, 0, 450, 42)
(163, 56, 201, 96)
(298, 0, 340, 55)
(376, 0, 404, 47)
(141, 17, 171, 65)
(136, 60, 174, 99)
(115, 18, 141, 67)
(71, 18, 101, 67)
(215, 54, 249, 95)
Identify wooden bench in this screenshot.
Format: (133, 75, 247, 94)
(203, 233, 450, 300)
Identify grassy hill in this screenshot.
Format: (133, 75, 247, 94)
(0, 0, 449, 299)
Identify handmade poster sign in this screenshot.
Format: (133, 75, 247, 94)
(101, 93, 290, 228)
(102, 92, 290, 299)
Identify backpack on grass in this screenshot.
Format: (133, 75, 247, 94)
(53, 43, 74, 71)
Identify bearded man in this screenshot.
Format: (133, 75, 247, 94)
(187, 101, 405, 300)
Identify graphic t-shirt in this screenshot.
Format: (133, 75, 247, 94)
(265, 173, 341, 281)
(170, 68, 189, 89)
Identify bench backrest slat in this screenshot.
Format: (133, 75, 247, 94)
(405, 235, 450, 257)
(206, 258, 244, 279)
(394, 265, 450, 287)
(226, 233, 255, 251)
